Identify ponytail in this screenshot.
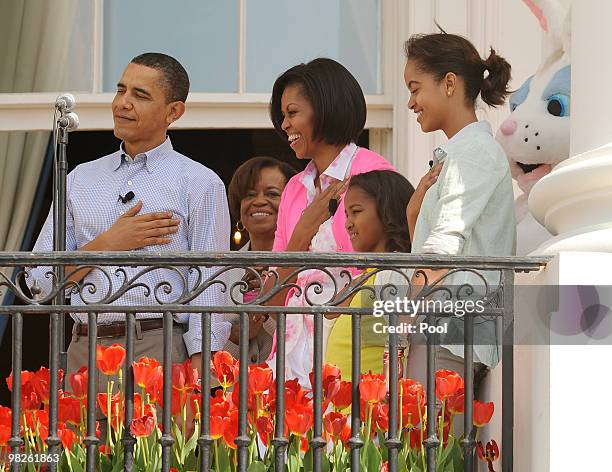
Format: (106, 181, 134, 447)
(480, 48, 512, 107)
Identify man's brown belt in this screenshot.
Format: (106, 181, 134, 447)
(75, 318, 171, 339)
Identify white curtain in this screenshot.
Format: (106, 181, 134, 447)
(0, 0, 77, 270)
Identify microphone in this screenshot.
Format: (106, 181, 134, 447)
(57, 112, 79, 131)
(119, 191, 135, 204)
(55, 93, 76, 112)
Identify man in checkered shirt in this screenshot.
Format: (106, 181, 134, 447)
(27, 53, 231, 384)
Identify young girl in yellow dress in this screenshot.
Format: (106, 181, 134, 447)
(325, 170, 422, 380)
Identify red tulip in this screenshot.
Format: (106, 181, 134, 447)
(230, 382, 258, 413)
(171, 390, 186, 416)
(97, 392, 123, 431)
(58, 394, 82, 425)
(33, 367, 63, 405)
(172, 359, 199, 394)
(372, 403, 389, 432)
(410, 428, 423, 449)
(447, 388, 465, 415)
(339, 423, 352, 446)
(473, 401, 494, 427)
(222, 410, 239, 449)
(210, 414, 227, 440)
(285, 403, 313, 436)
(69, 367, 88, 400)
(145, 372, 163, 405)
(324, 412, 348, 440)
(281, 379, 310, 410)
(309, 363, 341, 397)
(248, 364, 273, 395)
(6, 370, 34, 392)
(210, 390, 231, 417)
(399, 378, 424, 399)
(435, 369, 464, 401)
(58, 424, 77, 449)
(96, 344, 126, 376)
(359, 373, 387, 404)
(0, 407, 11, 428)
(130, 413, 155, 437)
(21, 387, 41, 412)
(211, 351, 240, 390)
(381, 461, 389, 472)
(0, 424, 10, 447)
(257, 415, 274, 447)
(133, 357, 161, 389)
(400, 399, 421, 429)
(477, 439, 500, 462)
(331, 381, 352, 411)
(30, 410, 49, 441)
(97, 392, 121, 416)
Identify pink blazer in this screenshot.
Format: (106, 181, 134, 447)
(273, 147, 396, 253)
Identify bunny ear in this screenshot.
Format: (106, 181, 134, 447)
(522, 0, 571, 65)
(523, 0, 549, 31)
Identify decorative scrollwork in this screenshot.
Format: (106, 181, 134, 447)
(1, 260, 505, 315)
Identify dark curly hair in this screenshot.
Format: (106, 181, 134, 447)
(348, 170, 415, 252)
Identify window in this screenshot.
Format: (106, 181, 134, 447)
(245, 0, 380, 93)
(103, 0, 239, 93)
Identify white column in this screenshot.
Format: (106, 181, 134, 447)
(529, 0, 612, 253)
(524, 3, 612, 471)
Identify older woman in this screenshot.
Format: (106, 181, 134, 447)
(221, 156, 296, 363)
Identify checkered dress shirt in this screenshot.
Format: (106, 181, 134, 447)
(27, 138, 231, 355)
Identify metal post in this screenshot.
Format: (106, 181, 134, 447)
(84, 312, 99, 471)
(424, 311, 439, 471)
(199, 312, 212, 471)
(386, 312, 401, 472)
(8, 312, 23, 472)
(349, 313, 363, 470)
(462, 312, 475, 471)
(122, 313, 136, 471)
(160, 311, 174, 471)
(272, 313, 288, 471)
(53, 124, 69, 386)
(236, 311, 250, 471)
(311, 312, 326, 472)
(502, 269, 515, 472)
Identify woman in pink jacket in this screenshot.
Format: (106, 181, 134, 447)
(265, 58, 395, 385)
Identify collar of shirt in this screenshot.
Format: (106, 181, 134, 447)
(109, 137, 173, 173)
(435, 120, 492, 160)
(300, 142, 357, 200)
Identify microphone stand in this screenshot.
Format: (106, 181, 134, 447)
(52, 112, 72, 391)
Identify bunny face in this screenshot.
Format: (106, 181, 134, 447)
(496, 58, 571, 193)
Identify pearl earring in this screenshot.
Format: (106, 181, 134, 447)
(447, 90, 452, 97)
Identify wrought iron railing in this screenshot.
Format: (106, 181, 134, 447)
(0, 251, 549, 471)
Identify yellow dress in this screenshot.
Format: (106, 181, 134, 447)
(325, 270, 387, 381)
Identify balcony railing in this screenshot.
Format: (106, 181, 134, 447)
(0, 251, 549, 471)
